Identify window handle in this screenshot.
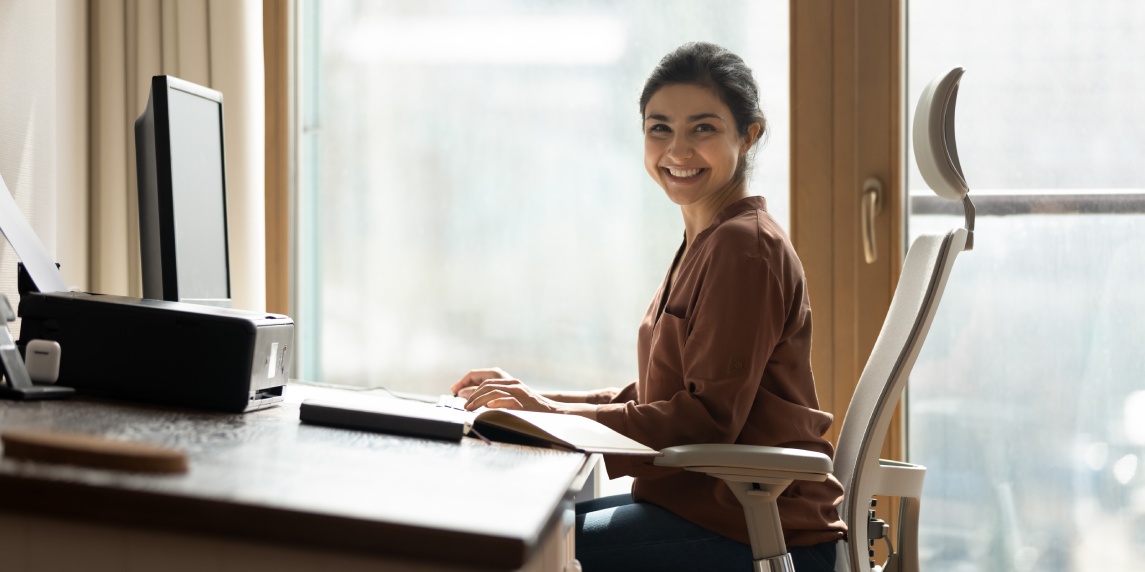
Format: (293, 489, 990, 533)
(861, 177, 883, 264)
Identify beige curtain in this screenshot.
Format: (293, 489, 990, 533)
(90, 0, 266, 311)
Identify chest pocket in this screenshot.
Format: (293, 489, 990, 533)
(646, 306, 690, 400)
(661, 297, 692, 341)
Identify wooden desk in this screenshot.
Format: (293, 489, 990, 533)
(0, 384, 594, 571)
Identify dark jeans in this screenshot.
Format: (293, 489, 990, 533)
(575, 494, 837, 572)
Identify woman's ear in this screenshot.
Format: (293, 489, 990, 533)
(741, 122, 763, 154)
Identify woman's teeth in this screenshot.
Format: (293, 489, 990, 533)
(668, 167, 702, 178)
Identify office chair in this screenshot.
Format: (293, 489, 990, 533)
(654, 67, 974, 572)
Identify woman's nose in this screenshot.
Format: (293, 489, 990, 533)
(666, 134, 693, 161)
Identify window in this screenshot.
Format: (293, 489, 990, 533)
(907, 2, 1145, 569)
(295, 0, 790, 393)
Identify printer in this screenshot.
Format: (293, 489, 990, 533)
(17, 276, 293, 413)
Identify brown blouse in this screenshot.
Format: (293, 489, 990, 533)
(589, 196, 847, 548)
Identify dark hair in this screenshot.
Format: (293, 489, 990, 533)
(639, 42, 768, 158)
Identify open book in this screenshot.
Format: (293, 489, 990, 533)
(299, 396, 658, 456)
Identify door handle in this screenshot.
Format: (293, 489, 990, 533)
(861, 177, 883, 264)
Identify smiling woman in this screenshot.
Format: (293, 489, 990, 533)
(451, 42, 843, 572)
(638, 42, 766, 252)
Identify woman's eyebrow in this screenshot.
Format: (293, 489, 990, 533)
(688, 113, 723, 122)
(643, 112, 725, 122)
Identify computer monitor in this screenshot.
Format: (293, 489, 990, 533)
(135, 75, 232, 307)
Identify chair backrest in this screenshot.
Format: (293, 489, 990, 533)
(832, 228, 966, 569)
(832, 66, 973, 571)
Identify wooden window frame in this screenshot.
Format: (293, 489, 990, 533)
(263, 0, 291, 316)
(791, 0, 906, 548)
(792, 0, 904, 456)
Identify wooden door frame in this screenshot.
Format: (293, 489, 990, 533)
(791, 0, 905, 458)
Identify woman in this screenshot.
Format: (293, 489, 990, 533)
(451, 42, 845, 571)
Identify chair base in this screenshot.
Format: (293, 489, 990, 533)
(754, 553, 794, 572)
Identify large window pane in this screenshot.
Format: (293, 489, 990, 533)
(908, 2, 1145, 570)
(297, 1, 789, 393)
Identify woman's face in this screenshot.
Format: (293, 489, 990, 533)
(643, 83, 754, 208)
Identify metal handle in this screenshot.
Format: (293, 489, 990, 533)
(862, 178, 884, 264)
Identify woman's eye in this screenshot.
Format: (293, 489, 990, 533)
(647, 124, 670, 134)
(694, 123, 716, 133)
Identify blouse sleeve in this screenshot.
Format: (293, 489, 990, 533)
(582, 382, 636, 405)
(595, 249, 790, 478)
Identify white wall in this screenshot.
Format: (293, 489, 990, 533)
(0, 0, 88, 335)
(0, 1, 86, 337)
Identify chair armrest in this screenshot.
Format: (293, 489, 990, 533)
(655, 444, 832, 477)
(657, 445, 832, 561)
(868, 458, 926, 498)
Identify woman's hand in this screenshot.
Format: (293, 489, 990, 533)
(450, 367, 514, 400)
(464, 376, 560, 413)
(451, 368, 557, 412)
(450, 368, 598, 419)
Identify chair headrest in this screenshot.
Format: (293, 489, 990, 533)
(913, 67, 968, 201)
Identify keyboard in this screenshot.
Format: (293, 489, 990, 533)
(435, 394, 469, 411)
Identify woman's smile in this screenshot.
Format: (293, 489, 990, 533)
(664, 167, 705, 177)
(664, 166, 707, 181)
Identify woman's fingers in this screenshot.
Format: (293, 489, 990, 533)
(450, 367, 510, 395)
(465, 384, 521, 410)
(465, 378, 524, 406)
(464, 379, 556, 413)
(449, 370, 486, 395)
(481, 396, 523, 410)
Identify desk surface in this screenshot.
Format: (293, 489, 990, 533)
(0, 384, 591, 570)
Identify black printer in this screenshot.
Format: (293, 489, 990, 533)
(18, 288, 293, 413)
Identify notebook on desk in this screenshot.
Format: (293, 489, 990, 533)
(299, 396, 658, 456)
